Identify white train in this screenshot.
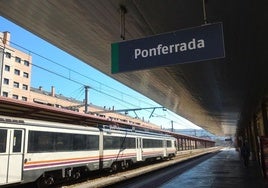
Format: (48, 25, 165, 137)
(0, 115, 177, 187)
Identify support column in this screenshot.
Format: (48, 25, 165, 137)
(177, 138, 180, 151)
(248, 121, 256, 160)
(189, 139, 191, 150)
(253, 114, 261, 163)
(181, 138, 184, 150)
(261, 99, 268, 136)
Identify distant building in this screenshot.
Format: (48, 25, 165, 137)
(0, 31, 77, 108)
(0, 31, 160, 129)
(0, 31, 32, 101)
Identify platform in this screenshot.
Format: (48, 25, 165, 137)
(161, 148, 268, 188)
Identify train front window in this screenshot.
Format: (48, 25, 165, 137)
(0, 129, 7, 153)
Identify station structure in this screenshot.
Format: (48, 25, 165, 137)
(5, 1, 268, 185)
(0, 31, 215, 150)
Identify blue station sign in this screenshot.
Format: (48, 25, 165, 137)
(111, 23, 225, 73)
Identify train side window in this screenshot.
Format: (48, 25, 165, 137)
(13, 130, 22, 152)
(55, 133, 72, 151)
(103, 136, 139, 150)
(167, 140, 171, 147)
(104, 136, 113, 149)
(128, 138, 136, 149)
(104, 136, 120, 149)
(28, 131, 100, 152)
(121, 137, 135, 149)
(85, 135, 99, 150)
(143, 139, 163, 148)
(73, 134, 86, 150)
(28, 131, 54, 152)
(143, 139, 151, 148)
(0, 129, 7, 153)
(72, 134, 99, 151)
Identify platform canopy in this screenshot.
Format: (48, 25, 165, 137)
(0, 0, 267, 136)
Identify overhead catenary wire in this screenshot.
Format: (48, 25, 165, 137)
(32, 63, 148, 110)
(5, 38, 156, 107)
(71, 86, 85, 101)
(1, 37, 148, 111)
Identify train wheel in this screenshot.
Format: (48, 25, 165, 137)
(72, 171, 81, 180)
(125, 160, 132, 169)
(36, 176, 54, 188)
(110, 162, 118, 173)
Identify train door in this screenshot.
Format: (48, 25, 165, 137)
(136, 137, 143, 161)
(0, 129, 24, 185)
(163, 140, 167, 157)
(99, 129, 104, 170)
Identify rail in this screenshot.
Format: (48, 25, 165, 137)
(63, 146, 223, 188)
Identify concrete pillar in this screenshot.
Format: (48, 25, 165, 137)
(177, 138, 180, 151)
(261, 99, 268, 135)
(253, 114, 261, 162)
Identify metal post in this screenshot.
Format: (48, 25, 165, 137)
(120, 5, 127, 40)
(84, 86, 90, 113)
(202, 0, 208, 24)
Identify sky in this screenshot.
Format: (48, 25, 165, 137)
(0, 16, 202, 130)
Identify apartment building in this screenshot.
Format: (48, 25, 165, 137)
(0, 31, 85, 108)
(0, 31, 31, 101)
(0, 31, 160, 129)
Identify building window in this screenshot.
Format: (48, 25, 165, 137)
(12, 95, 19, 99)
(2, 92, 8, 97)
(5, 52, 11, 58)
(14, 69, 20, 75)
(15, 57, 21, 63)
(3, 78, 9, 85)
(22, 96, 27, 101)
(4, 65, 10, 72)
(24, 60, 29, 66)
(23, 72, 29, 78)
(22, 84, 28, 90)
(14, 82, 19, 88)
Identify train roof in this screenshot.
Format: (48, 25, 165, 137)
(0, 115, 100, 131)
(0, 97, 214, 143)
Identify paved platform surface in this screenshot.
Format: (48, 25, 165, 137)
(161, 148, 268, 188)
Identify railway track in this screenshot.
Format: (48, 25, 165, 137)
(63, 147, 222, 188)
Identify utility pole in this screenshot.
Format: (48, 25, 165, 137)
(171, 120, 174, 132)
(0, 44, 5, 95)
(84, 85, 90, 113)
